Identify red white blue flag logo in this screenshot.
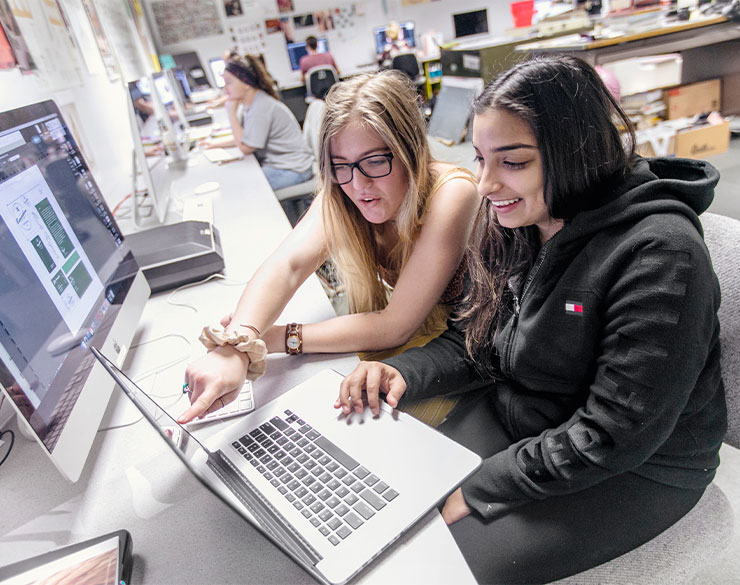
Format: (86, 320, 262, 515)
(565, 300, 583, 315)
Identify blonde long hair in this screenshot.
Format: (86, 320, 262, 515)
(319, 71, 446, 334)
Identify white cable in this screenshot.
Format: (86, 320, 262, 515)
(165, 273, 248, 312)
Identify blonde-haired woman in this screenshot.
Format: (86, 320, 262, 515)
(202, 54, 314, 190)
(180, 70, 478, 425)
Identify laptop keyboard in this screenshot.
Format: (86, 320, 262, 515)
(231, 409, 399, 546)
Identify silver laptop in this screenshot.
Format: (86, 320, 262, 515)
(91, 347, 481, 585)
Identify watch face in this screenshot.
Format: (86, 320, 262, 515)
(287, 335, 300, 350)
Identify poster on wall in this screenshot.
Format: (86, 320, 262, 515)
(80, 0, 119, 79)
(0, 25, 16, 68)
(315, 9, 334, 31)
(127, 0, 159, 72)
(150, 0, 223, 46)
(276, 0, 293, 14)
(224, 0, 243, 17)
(0, 0, 35, 70)
(62, 0, 104, 75)
(264, 18, 281, 34)
(95, 0, 150, 82)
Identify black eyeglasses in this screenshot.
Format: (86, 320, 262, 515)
(330, 153, 394, 185)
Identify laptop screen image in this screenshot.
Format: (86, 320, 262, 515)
(91, 347, 480, 585)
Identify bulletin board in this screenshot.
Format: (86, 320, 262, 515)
(150, 0, 224, 45)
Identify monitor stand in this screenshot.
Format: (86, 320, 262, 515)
(125, 221, 225, 293)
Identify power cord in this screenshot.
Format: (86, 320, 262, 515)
(166, 273, 247, 312)
(0, 395, 15, 468)
(97, 333, 192, 433)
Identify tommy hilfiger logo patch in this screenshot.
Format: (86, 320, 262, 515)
(565, 300, 584, 315)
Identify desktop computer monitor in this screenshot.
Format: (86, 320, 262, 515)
(286, 38, 329, 71)
(0, 100, 150, 481)
(209, 57, 226, 88)
(373, 21, 416, 54)
(453, 9, 489, 39)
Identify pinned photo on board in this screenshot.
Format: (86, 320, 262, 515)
(276, 0, 294, 14)
(315, 9, 335, 31)
(224, 0, 243, 17)
(293, 13, 313, 28)
(0, 0, 35, 71)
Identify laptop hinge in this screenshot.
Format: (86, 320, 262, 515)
(207, 450, 323, 566)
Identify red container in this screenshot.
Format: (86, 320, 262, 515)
(510, 0, 535, 27)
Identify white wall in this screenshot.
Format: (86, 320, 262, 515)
(1, 2, 137, 212)
(142, 0, 515, 88)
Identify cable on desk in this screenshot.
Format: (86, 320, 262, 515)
(166, 273, 248, 312)
(112, 192, 132, 217)
(98, 333, 192, 433)
(0, 395, 15, 468)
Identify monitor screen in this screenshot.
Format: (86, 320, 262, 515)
(153, 73, 176, 106)
(0, 100, 150, 481)
(173, 68, 191, 100)
(209, 57, 226, 88)
(373, 21, 416, 55)
(453, 9, 489, 38)
(286, 37, 329, 71)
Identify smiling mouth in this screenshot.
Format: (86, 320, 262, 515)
(489, 197, 522, 208)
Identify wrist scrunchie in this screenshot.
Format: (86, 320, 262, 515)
(199, 324, 267, 381)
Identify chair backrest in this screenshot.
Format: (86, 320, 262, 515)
(391, 51, 420, 78)
(302, 99, 325, 163)
(306, 65, 339, 100)
(702, 212, 740, 448)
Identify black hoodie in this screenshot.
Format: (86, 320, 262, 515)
(385, 157, 727, 520)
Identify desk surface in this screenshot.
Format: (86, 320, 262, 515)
(515, 13, 739, 64)
(0, 137, 475, 584)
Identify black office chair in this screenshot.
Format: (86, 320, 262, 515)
(305, 65, 339, 102)
(391, 52, 426, 93)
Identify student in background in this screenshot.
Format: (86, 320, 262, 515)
(299, 35, 340, 83)
(377, 21, 411, 68)
(180, 71, 479, 426)
(338, 55, 726, 583)
(201, 54, 313, 190)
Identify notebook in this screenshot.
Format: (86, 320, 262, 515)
(91, 347, 481, 585)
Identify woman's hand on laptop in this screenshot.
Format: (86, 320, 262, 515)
(178, 346, 249, 423)
(336, 362, 407, 417)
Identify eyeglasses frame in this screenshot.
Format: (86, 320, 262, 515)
(330, 152, 395, 185)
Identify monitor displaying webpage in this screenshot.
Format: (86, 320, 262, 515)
(0, 102, 139, 451)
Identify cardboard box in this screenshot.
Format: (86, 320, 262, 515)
(633, 116, 730, 159)
(674, 119, 730, 159)
(664, 79, 721, 120)
(603, 54, 682, 98)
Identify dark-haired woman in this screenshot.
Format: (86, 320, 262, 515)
(203, 54, 313, 190)
(337, 55, 726, 583)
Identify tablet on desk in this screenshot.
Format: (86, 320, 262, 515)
(0, 530, 133, 585)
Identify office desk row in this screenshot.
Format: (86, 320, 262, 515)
(0, 145, 476, 584)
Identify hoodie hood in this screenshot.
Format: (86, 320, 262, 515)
(560, 157, 719, 247)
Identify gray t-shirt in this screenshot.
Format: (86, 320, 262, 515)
(241, 90, 313, 173)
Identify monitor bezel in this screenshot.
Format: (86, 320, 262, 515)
(0, 99, 151, 482)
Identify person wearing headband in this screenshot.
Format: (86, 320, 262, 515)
(202, 54, 313, 191)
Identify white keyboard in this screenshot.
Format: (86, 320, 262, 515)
(181, 195, 214, 223)
(187, 381, 255, 425)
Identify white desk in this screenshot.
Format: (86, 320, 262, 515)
(0, 148, 475, 584)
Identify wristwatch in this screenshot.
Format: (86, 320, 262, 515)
(285, 323, 303, 355)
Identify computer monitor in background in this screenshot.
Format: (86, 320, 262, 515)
(126, 91, 172, 225)
(209, 58, 226, 88)
(173, 68, 192, 101)
(172, 51, 210, 89)
(373, 21, 416, 54)
(286, 37, 329, 71)
(453, 9, 489, 39)
(0, 100, 150, 482)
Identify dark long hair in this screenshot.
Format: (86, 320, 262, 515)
(458, 55, 636, 369)
(225, 54, 279, 100)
